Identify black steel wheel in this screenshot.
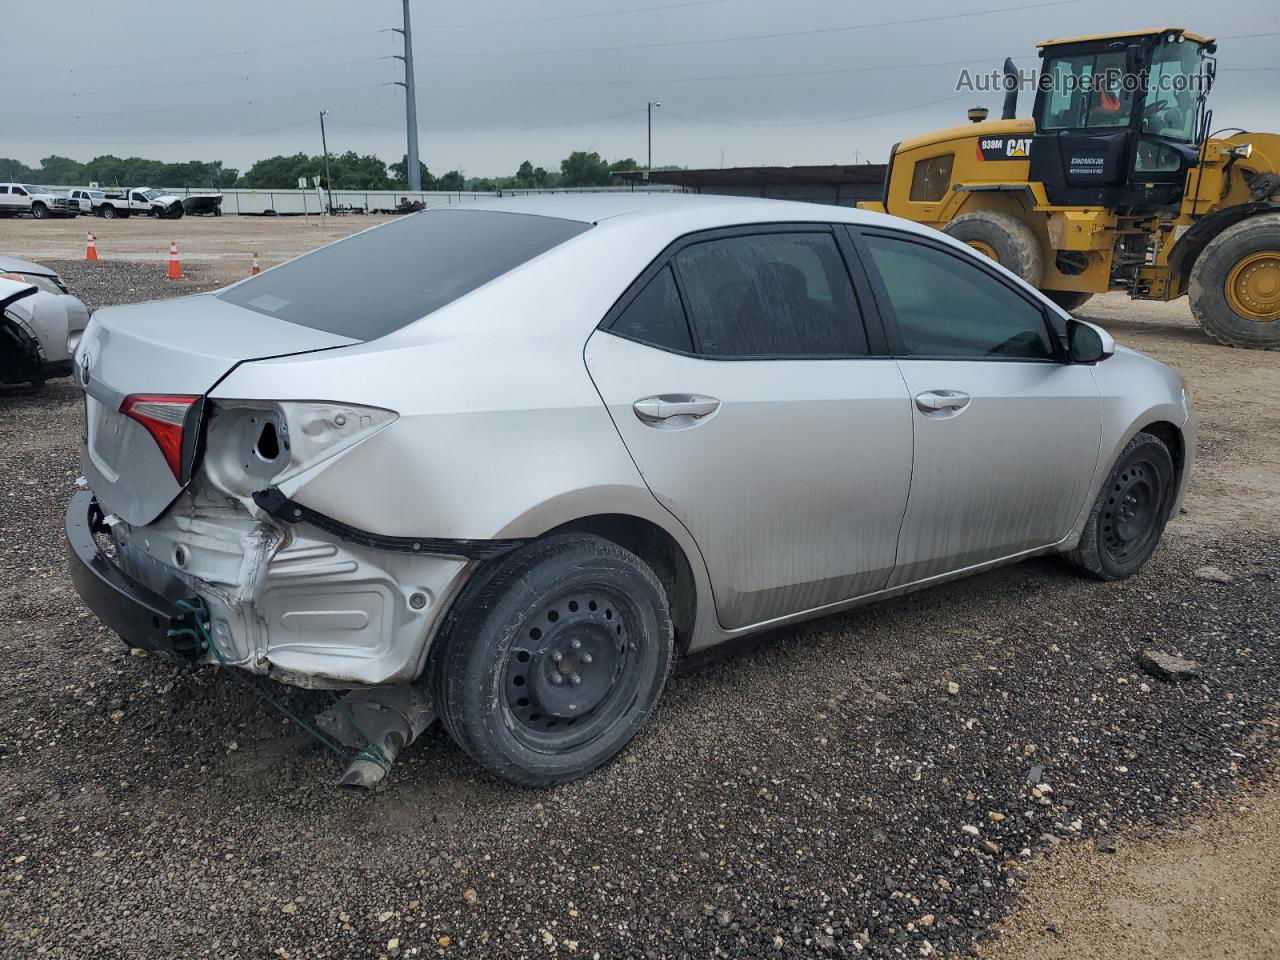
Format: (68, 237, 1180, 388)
(1067, 432, 1176, 580)
(502, 589, 642, 750)
(431, 533, 674, 787)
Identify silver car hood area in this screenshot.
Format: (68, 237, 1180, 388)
(78, 294, 357, 526)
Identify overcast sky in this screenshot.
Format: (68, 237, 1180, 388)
(3, 0, 1276, 178)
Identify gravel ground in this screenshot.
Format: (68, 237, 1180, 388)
(1, 263, 1278, 959)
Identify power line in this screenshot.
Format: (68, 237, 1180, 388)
(15, 57, 392, 102)
(432, 0, 733, 28)
(9, 83, 390, 125)
(328, 108, 649, 135)
(0, 119, 317, 148)
(418, 53, 1028, 88)
(662, 92, 974, 128)
(422, 0, 1096, 57)
(0, 30, 386, 79)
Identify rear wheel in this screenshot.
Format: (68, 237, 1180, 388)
(1044, 290, 1093, 312)
(1066, 432, 1176, 581)
(1189, 212, 1280, 349)
(943, 211, 1045, 287)
(101, 206, 117, 220)
(431, 533, 674, 787)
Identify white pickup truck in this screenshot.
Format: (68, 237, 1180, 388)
(0, 184, 79, 219)
(97, 187, 185, 219)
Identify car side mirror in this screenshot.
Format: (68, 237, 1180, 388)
(1067, 318, 1115, 363)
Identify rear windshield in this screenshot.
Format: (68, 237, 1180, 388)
(218, 209, 591, 340)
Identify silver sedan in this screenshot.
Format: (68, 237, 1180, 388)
(66, 195, 1194, 787)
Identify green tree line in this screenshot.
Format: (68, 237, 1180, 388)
(0, 150, 666, 192)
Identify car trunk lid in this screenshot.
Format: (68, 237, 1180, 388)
(78, 294, 356, 526)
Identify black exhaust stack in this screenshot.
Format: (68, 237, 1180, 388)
(1001, 58, 1020, 119)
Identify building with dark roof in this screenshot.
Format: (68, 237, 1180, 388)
(616, 164, 887, 207)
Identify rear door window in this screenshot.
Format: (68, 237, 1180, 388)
(609, 266, 694, 353)
(219, 209, 591, 340)
(674, 231, 869, 357)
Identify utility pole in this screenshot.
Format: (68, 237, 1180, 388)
(392, 0, 422, 192)
(319, 110, 334, 214)
(646, 101, 661, 180)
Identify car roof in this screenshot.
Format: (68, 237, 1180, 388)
(448, 191, 904, 231)
(0, 254, 57, 276)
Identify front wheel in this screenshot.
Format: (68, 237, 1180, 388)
(943, 210, 1045, 287)
(1066, 432, 1176, 581)
(431, 533, 674, 787)
(1189, 212, 1280, 349)
(30, 203, 47, 220)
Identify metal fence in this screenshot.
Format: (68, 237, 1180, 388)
(46, 183, 683, 216)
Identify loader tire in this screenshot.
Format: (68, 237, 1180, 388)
(1188, 212, 1280, 349)
(1044, 290, 1093, 312)
(943, 211, 1044, 287)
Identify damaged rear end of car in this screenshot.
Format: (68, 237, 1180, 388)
(68, 293, 482, 691)
(66, 207, 601, 786)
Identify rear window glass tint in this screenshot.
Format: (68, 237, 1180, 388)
(610, 266, 693, 353)
(218, 209, 590, 340)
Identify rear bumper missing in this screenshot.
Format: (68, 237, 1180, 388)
(69, 485, 476, 688)
(65, 491, 203, 662)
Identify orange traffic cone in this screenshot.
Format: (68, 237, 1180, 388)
(250, 251, 260, 276)
(85, 232, 98, 261)
(166, 241, 183, 279)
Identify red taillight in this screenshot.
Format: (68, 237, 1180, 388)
(120, 394, 200, 482)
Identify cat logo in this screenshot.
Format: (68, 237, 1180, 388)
(977, 136, 1034, 161)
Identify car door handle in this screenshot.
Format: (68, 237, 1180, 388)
(633, 395, 721, 423)
(915, 390, 971, 413)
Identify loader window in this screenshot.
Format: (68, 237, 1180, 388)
(1141, 41, 1201, 142)
(1040, 51, 1134, 131)
(909, 155, 954, 202)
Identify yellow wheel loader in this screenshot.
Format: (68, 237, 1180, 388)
(863, 28, 1280, 349)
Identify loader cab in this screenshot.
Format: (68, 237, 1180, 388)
(1029, 28, 1215, 209)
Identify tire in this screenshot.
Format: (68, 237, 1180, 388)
(430, 533, 675, 787)
(30, 203, 47, 220)
(1188, 212, 1280, 349)
(101, 206, 117, 220)
(943, 211, 1045, 287)
(1066, 432, 1176, 581)
(149, 207, 161, 218)
(1044, 290, 1093, 312)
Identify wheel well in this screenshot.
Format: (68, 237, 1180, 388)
(1171, 201, 1280, 283)
(548, 514, 698, 655)
(1139, 420, 1185, 483)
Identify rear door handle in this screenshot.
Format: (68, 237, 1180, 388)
(633, 394, 721, 423)
(915, 390, 971, 414)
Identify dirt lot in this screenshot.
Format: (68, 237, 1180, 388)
(0, 216, 1278, 959)
(3, 211, 401, 278)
